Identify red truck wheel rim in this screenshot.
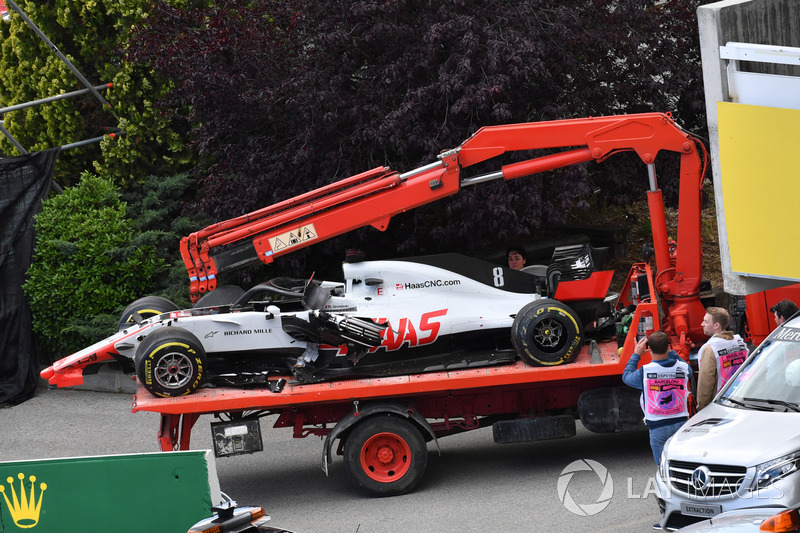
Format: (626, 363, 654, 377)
(360, 432, 412, 483)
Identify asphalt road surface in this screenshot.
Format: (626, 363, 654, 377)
(2, 386, 670, 532)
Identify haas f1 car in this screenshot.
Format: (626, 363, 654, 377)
(42, 246, 616, 397)
(44, 112, 712, 397)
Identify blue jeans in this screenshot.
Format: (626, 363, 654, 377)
(649, 420, 686, 466)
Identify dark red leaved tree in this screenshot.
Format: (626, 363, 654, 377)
(128, 0, 709, 272)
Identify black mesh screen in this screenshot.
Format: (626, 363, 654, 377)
(0, 148, 58, 405)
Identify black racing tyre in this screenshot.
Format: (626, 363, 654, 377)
(118, 296, 180, 331)
(511, 299, 583, 366)
(344, 414, 428, 497)
(135, 327, 207, 397)
(192, 285, 246, 308)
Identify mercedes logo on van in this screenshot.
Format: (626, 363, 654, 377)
(691, 466, 711, 491)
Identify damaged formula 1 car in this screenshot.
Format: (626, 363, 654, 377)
(45, 113, 711, 398)
(42, 246, 617, 398)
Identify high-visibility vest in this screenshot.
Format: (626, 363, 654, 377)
(641, 359, 691, 422)
(701, 334, 748, 392)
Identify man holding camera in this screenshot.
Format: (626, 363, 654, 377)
(622, 331, 693, 466)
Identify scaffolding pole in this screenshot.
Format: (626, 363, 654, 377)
(58, 132, 124, 153)
(0, 122, 28, 155)
(0, 1, 120, 161)
(5, 0, 111, 110)
(0, 83, 112, 116)
(0, 83, 114, 155)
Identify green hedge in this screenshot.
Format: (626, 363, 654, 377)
(24, 172, 165, 352)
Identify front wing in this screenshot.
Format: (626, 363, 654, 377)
(40, 325, 154, 388)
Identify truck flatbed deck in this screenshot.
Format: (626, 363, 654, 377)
(131, 340, 632, 457)
(133, 341, 623, 416)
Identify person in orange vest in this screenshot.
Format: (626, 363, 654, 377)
(696, 307, 748, 411)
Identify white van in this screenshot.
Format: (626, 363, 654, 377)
(656, 315, 800, 530)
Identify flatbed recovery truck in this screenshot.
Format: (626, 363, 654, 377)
(46, 112, 708, 495)
(132, 298, 656, 496)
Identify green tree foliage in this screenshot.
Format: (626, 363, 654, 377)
(23, 172, 165, 352)
(1, 1, 203, 356)
(0, 0, 191, 187)
(119, 171, 213, 307)
(127, 0, 711, 271)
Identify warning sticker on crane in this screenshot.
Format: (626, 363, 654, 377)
(268, 223, 319, 252)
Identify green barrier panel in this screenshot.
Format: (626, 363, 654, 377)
(0, 450, 220, 532)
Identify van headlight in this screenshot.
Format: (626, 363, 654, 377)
(755, 451, 800, 490)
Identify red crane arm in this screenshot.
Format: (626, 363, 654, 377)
(181, 109, 707, 349)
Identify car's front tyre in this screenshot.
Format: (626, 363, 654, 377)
(135, 327, 207, 397)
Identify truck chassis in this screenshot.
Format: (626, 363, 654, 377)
(133, 325, 651, 496)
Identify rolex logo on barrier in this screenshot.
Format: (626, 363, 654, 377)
(0, 473, 47, 528)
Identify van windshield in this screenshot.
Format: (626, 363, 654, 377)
(719, 333, 800, 412)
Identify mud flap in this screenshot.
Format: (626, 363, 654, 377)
(578, 386, 645, 433)
(492, 415, 576, 443)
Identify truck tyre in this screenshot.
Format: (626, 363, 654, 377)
(512, 299, 583, 366)
(192, 285, 245, 308)
(118, 296, 180, 331)
(344, 414, 428, 497)
(135, 327, 207, 397)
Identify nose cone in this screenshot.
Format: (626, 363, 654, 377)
(40, 366, 54, 380)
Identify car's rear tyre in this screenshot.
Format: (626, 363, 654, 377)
(192, 285, 245, 308)
(344, 414, 428, 497)
(118, 296, 180, 331)
(135, 327, 206, 397)
(512, 299, 583, 366)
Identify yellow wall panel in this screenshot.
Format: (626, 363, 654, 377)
(717, 102, 800, 280)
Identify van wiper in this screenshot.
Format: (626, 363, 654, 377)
(722, 397, 772, 411)
(743, 397, 800, 412)
(720, 397, 748, 408)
